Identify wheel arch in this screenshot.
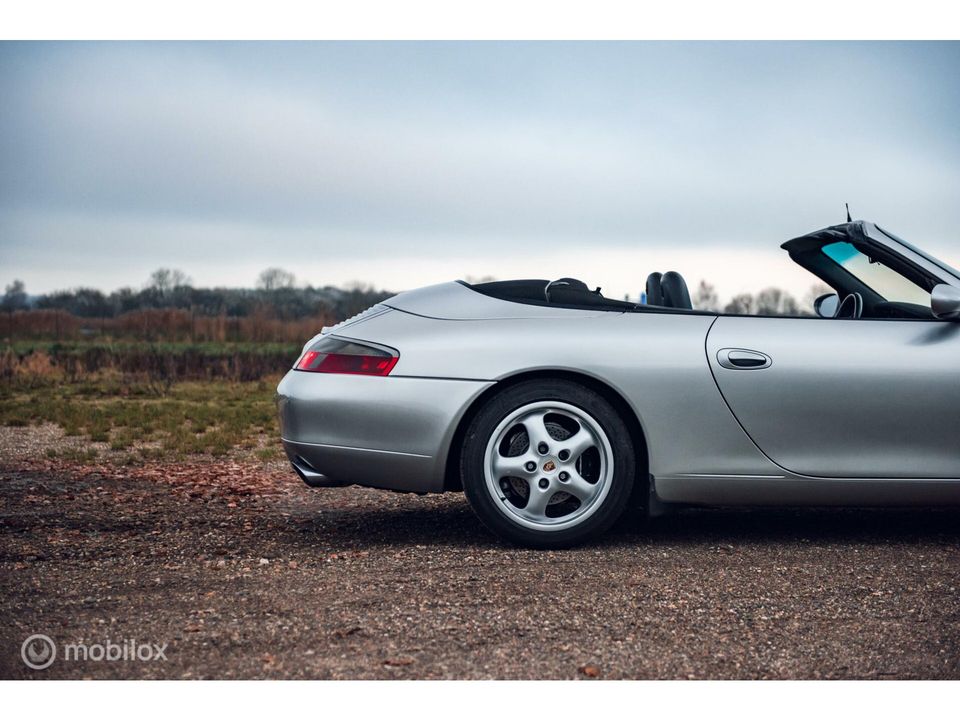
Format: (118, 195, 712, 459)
(443, 369, 651, 495)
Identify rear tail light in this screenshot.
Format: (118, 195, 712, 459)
(295, 337, 398, 376)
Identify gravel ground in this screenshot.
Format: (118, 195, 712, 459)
(1, 426, 959, 679)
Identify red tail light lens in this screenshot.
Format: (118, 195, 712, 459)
(295, 337, 399, 376)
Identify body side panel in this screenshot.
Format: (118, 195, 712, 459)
(706, 315, 960, 478)
(340, 307, 783, 484)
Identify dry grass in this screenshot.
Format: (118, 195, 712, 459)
(0, 375, 282, 462)
(0, 342, 300, 383)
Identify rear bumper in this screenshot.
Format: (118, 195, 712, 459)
(277, 370, 494, 493)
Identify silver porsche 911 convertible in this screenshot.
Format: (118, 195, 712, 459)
(277, 219, 960, 547)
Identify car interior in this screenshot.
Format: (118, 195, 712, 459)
(466, 222, 947, 320)
(466, 272, 699, 314)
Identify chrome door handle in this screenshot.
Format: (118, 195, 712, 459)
(717, 348, 772, 370)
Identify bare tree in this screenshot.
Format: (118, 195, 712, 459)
(755, 287, 799, 316)
(723, 293, 756, 315)
(148, 268, 191, 297)
(2, 279, 28, 312)
(257, 267, 296, 291)
(692, 280, 720, 312)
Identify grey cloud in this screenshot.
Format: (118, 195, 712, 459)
(1, 42, 959, 292)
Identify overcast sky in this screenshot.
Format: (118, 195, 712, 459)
(1, 41, 958, 302)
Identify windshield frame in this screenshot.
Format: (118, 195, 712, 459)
(869, 224, 960, 285)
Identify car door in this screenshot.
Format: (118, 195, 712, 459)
(706, 315, 960, 479)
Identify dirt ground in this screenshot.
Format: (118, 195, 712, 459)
(1, 426, 959, 680)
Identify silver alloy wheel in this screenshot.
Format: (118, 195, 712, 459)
(482, 400, 615, 532)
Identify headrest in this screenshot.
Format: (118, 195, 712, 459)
(661, 271, 692, 310)
(645, 272, 664, 306)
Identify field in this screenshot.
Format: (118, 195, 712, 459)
(0, 375, 282, 463)
(0, 341, 296, 463)
(1, 345, 959, 679)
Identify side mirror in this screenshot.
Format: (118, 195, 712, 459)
(932, 284, 960, 321)
(814, 293, 839, 318)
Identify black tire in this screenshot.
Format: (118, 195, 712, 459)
(461, 379, 636, 548)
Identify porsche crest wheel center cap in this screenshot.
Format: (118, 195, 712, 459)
(542, 459, 557, 473)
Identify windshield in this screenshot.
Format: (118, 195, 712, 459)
(821, 241, 931, 307)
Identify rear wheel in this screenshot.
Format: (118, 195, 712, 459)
(461, 379, 636, 548)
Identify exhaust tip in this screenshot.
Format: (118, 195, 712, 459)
(291, 456, 350, 488)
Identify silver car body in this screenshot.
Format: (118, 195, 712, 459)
(277, 221, 960, 508)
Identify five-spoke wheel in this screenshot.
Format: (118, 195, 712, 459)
(462, 379, 636, 547)
(484, 401, 614, 529)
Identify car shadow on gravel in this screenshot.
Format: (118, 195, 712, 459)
(278, 497, 498, 550)
(273, 492, 960, 551)
(628, 506, 960, 545)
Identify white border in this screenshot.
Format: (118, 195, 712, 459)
(2, 679, 957, 719)
(1, 0, 959, 40)
(3, 0, 958, 710)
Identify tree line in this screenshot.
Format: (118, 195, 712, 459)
(1, 268, 393, 322)
(1, 270, 831, 340)
(690, 280, 830, 316)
